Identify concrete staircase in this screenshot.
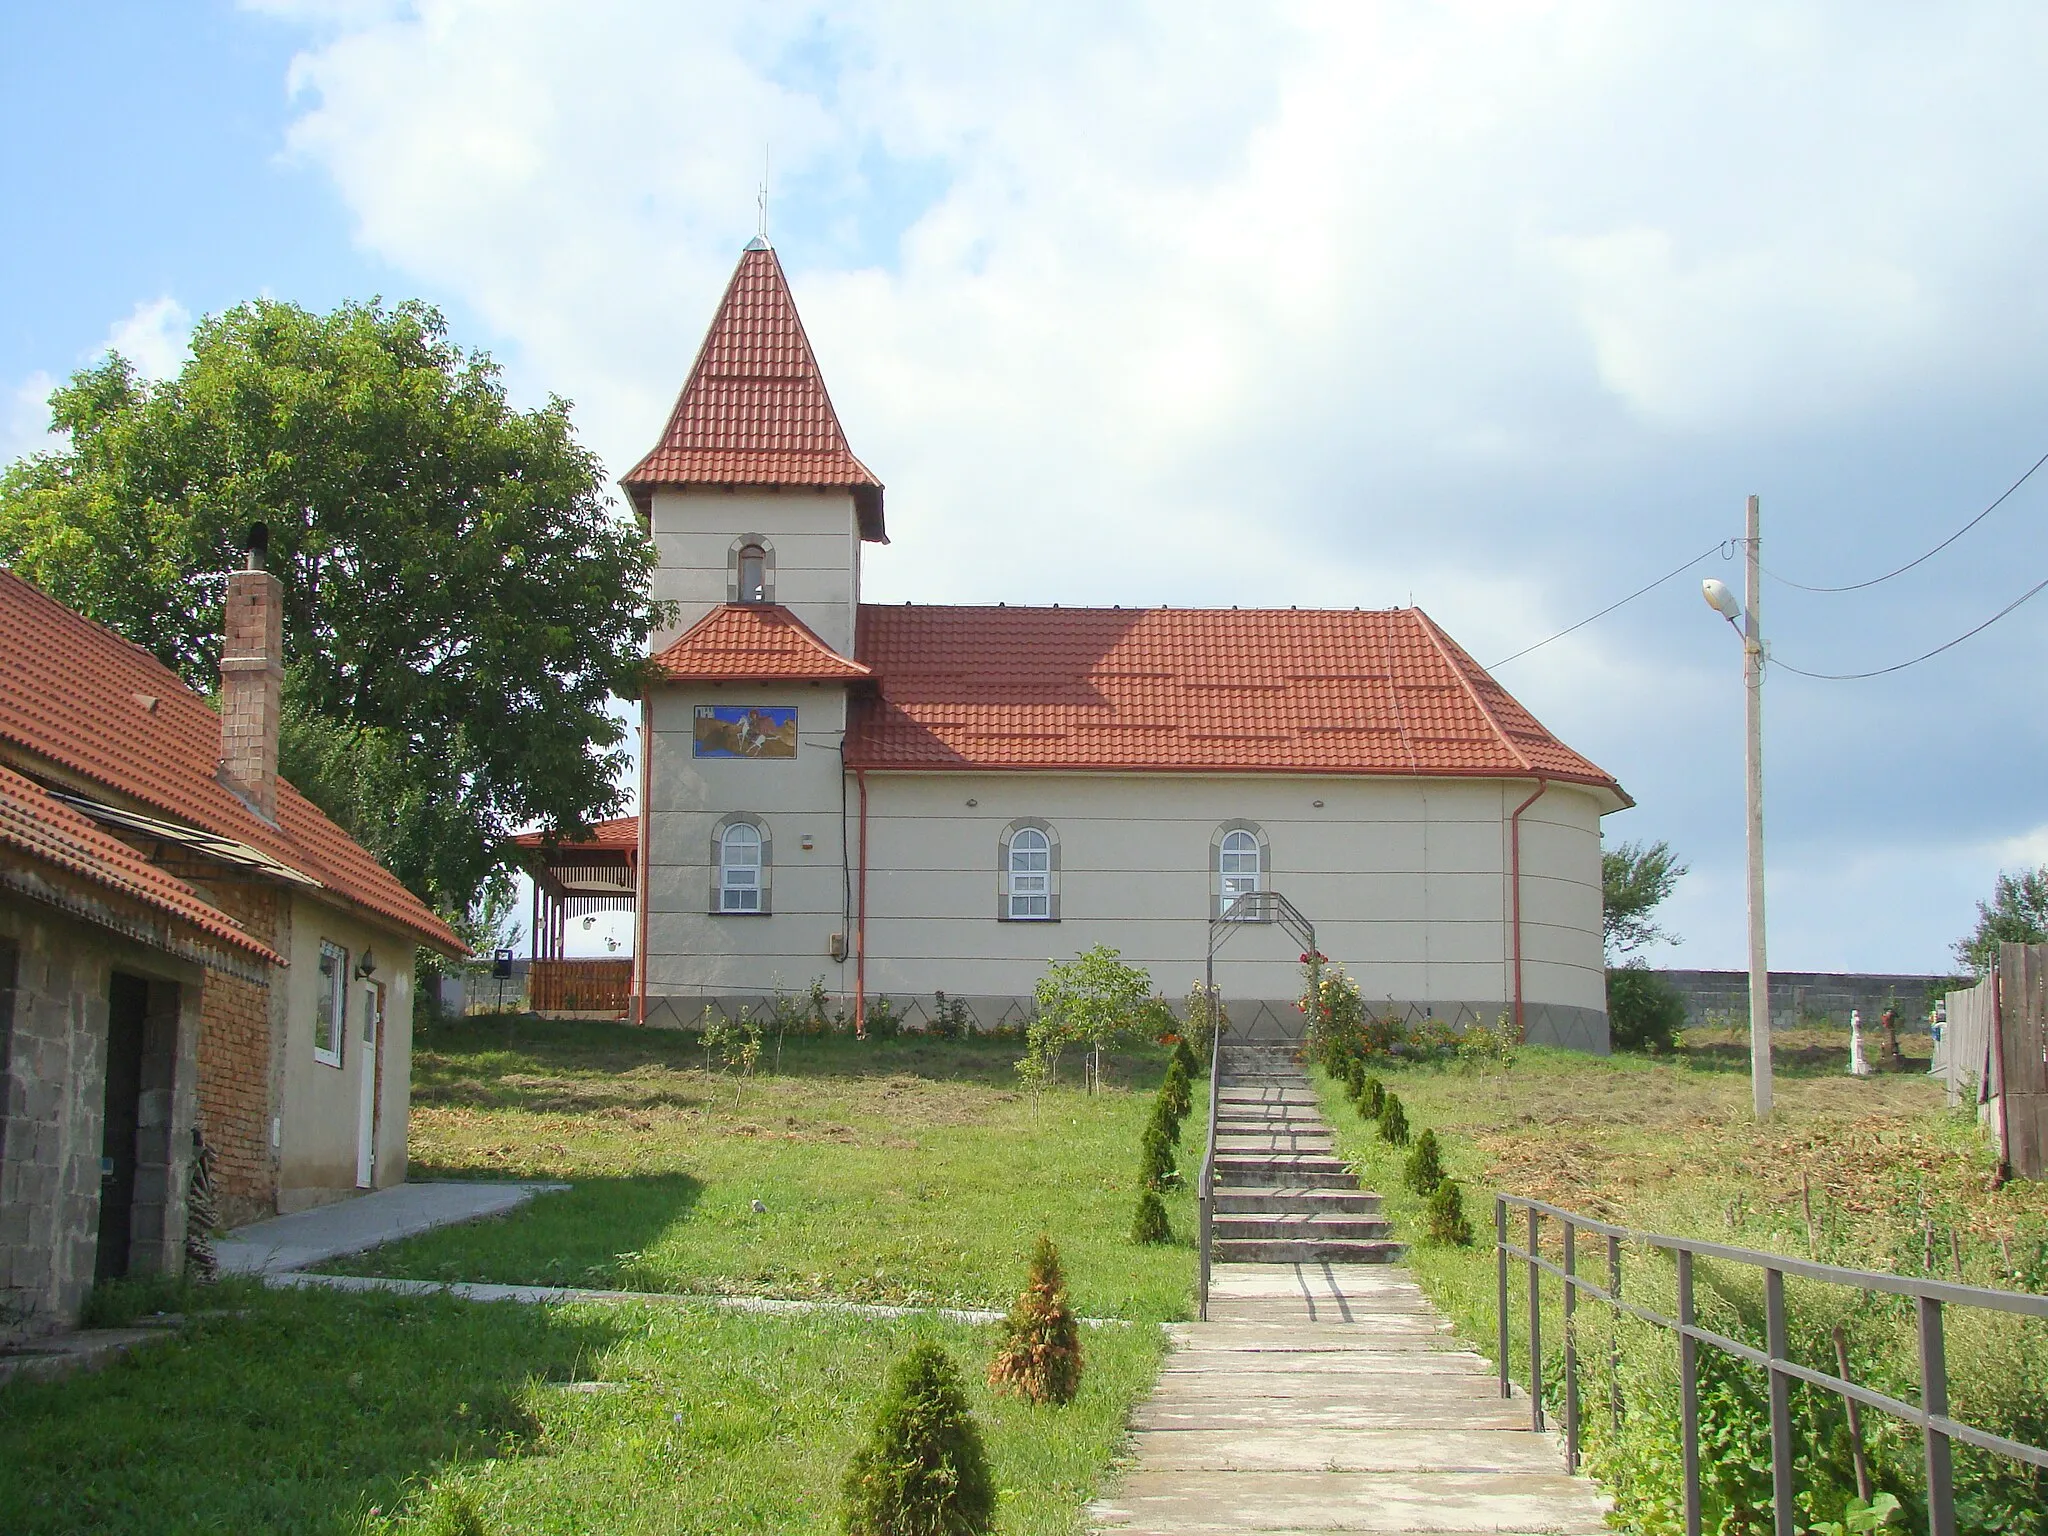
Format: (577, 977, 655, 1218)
(1209, 1041, 1401, 1265)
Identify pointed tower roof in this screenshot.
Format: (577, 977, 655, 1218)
(622, 243, 886, 541)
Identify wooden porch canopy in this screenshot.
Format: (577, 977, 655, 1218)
(509, 814, 638, 962)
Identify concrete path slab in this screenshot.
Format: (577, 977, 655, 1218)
(216, 1180, 567, 1275)
(1094, 1033, 1608, 1533)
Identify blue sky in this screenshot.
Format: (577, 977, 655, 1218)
(5, 2, 2046, 975)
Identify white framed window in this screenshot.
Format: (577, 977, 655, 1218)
(1008, 827, 1052, 920)
(719, 821, 764, 913)
(997, 819, 1060, 921)
(1218, 827, 1263, 919)
(314, 940, 347, 1067)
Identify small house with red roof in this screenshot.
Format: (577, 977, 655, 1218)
(0, 553, 462, 1339)
(557, 237, 1628, 1049)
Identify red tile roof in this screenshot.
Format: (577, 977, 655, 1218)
(651, 603, 871, 683)
(845, 604, 1626, 800)
(510, 814, 638, 854)
(0, 764, 281, 967)
(0, 570, 464, 953)
(622, 242, 886, 541)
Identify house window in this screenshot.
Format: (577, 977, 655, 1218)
(738, 544, 767, 603)
(1008, 828, 1052, 920)
(314, 941, 347, 1067)
(997, 819, 1060, 921)
(718, 820, 767, 913)
(1218, 827, 1263, 919)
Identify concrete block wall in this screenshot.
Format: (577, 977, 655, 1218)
(0, 900, 200, 1344)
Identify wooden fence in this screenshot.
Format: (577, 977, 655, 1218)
(528, 958, 632, 1014)
(1941, 941, 2048, 1178)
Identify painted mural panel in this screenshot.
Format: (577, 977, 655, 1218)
(693, 705, 798, 759)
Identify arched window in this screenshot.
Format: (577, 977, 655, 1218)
(729, 535, 776, 604)
(737, 544, 767, 604)
(1218, 826, 1263, 918)
(718, 821, 764, 913)
(1008, 827, 1051, 920)
(997, 818, 1059, 921)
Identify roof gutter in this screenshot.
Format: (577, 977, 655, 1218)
(633, 697, 652, 1027)
(1509, 777, 1550, 1043)
(854, 766, 869, 1038)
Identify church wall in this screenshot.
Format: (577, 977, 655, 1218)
(646, 488, 862, 654)
(642, 754, 1612, 1051)
(642, 683, 858, 1006)
(856, 774, 1604, 1036)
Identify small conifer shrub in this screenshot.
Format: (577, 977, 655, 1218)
(1160, 1058, 1193, 1122)
(989, 1235, 1084, 1404)
(842, 1342, 996, 1536)
(1404, 1128, 1444, 1195)
(1139, 1117, 1179, 1189)
(1343, 1059, 1366, 1100)
(1147, 1092, 1183, 1149)
(1377, 1093, 1409, 1146)
(1357, 1075, 1385, 1118)
(1130, 1190, 1171, 1245)
(1171, 1036, 1200, 1080)
(1426, 1178, 1474, 1247)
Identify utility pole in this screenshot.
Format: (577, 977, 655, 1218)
(1744, 493, 1773, 1121)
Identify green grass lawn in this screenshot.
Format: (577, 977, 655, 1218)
(336, 1019, 1198, 1322)
(0, 1278, 1164, 1535)
(2, 1017, 1189, 1534)
(1313, 1030, 2048, 1535)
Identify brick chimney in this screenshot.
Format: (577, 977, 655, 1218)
(219, 523, 282, 821)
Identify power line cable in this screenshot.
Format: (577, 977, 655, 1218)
(1487, 540, 1731, 669)
(1763, 446, 2048, 593)
(1770, 573, 2048, 681)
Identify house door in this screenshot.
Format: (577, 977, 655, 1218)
(95, 972, 149, 1281)
(355, 980, 384, 1189)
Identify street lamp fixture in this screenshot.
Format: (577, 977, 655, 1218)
(1702, 501, 1773, 1121)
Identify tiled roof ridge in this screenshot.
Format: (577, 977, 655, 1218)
(844, 600, 1625, 796)
(621, 246, 885, 538)
(510, 812, 638, 852)
(1406, 607, 1537, 776)
(653, 602, 871, 681)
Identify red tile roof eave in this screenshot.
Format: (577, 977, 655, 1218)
(0, 768, 284, 967)
(0, 572, 465, 957)
(620, 473, 887, 544)
(838, 754, 1628, 802)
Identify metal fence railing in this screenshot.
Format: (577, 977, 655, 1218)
(1495, 1193, 2048, 1536)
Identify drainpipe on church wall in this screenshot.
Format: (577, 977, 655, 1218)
(854, 767, 869, 1036)
(633, 697, 652, 1026)
(1508, 778, 1549, 1043)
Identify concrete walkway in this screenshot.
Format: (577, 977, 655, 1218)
(1092, 1261, 1609, 1534)
(269, 1270, 1132, 1327)
(216, 1181, 566, 1275)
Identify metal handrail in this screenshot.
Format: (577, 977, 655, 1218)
(1195, 887, 1318, 1322)
(1494, 1192, 2048, 1536)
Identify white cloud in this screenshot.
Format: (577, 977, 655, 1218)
(103, 297, 194, 382)
(254, 0, 2048, 971)
(2, 371, 63, 464)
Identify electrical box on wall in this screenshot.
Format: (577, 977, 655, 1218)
(828, 933, 846, 962)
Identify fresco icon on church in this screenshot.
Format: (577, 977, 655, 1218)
(693, 705, 798, 759)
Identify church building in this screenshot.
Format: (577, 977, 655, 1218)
(598, 238, 1628, 1050)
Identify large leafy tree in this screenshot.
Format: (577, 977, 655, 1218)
(1602, 838, 1687, 960)
(0, 298, 663, 923)
(1954, 866, 2048, 977)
